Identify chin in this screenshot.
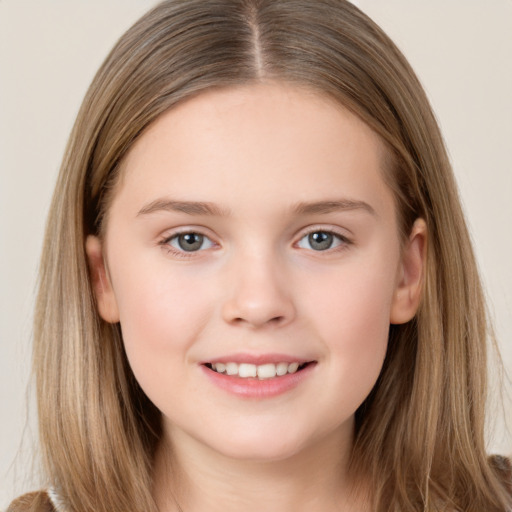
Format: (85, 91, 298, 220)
(216, 441, 304, 463)
(201, 424, 313, 462)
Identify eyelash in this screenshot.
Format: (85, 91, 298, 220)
(159, 230, 217, 259)
(295, 228, 352, 253)
(158, 227, 352, 258)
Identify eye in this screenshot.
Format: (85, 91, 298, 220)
(296, 230, 348, 251)
(166, 232, 215, 253)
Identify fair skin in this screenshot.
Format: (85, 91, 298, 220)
(87, 83, 426, 512)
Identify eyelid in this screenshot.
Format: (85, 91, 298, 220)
(156, 224, 353, 258)
(158, 227, 219, 258)
(294, 225, 353, 251)
(158, 224, 218, 241)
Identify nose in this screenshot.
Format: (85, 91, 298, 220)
(221, 252, 296, 329)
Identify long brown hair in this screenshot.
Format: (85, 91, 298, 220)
(34, 1, 511, 511)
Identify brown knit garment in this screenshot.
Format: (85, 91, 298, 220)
(7, 491, 56, 512)
(490, 454, 512, 496)
(6, 458, 511, 512)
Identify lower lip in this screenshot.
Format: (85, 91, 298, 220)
(200, 363, 316, 399)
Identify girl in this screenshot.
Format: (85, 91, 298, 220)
(8, 1, 511, 511)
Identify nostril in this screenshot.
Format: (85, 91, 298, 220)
(222, 290, 296, 328)
(232, 315, 285, 327)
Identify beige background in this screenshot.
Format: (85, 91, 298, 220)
(1, 1, 511, 507)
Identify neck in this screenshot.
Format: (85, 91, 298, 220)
(153, 423, 369, 512)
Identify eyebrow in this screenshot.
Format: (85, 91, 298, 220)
(292, 199, 376, 216)
(137, 199, 230, 217)
(136, 197, 376, 218)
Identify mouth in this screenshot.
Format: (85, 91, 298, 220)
(203, 361, 313, 380)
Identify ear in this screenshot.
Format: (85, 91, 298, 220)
(390, 218, 427, 325)
(85, 235, 120, 323)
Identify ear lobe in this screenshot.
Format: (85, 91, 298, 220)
(85, 235, 120, 323)
(390, 218, 427, 325)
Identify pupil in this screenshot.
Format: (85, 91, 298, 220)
(178, 233, 203, 251)
(309, 232, 333, 251)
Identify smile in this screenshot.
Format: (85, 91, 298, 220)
(205, 361, 309, 379)
(201, 355, 317, 398)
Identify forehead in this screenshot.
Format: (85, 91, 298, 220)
(111, 82, 393, 219)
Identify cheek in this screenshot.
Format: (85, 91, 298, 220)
(299, 253, 398, 399)
(301, 250, 397, 335)
(109, 257, 215, 381)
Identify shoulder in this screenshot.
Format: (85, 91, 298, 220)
(490, 455, 512, 478)
(6, 491, 57, 512)
(489, 454, 512, 494)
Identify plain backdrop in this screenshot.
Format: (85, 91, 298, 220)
(1, 1, 511, 507)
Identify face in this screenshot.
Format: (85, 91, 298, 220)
(87, 83, 425, 463)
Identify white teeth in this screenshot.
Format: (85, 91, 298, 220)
(257, 363, 277, 379)
(276, 362, 288, 376)
(210, 361, 306, 379)
(287, 362, 299, 374)
(225, 362, 238, 375)
(238, 363, 257, 378)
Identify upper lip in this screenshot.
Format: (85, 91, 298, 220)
(200, 353, 314, 365)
